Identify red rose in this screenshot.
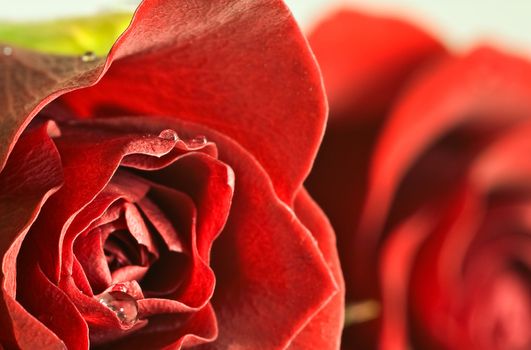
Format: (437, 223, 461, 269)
(306, 9, 531, 350)
(0, 1, 344, 349)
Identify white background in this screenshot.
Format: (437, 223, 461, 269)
(1, 0, 531, 56)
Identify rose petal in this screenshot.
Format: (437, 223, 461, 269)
(0, 291, 65, 349)
(140, 183, 213, 307)
(74, 226, 112, 292)
(71, 255, 93, 296)
(409, 190, 531, 349)
(308, 9, 445, 119)
(1, 1, 333, 347)
(146, 152, 234, 264)
(52, 0, 325, 203)
(379, 121, 531, 349)
(379, 205, 441, 350)
(0, 46, 103, 172)
(13, 121, 221, 346)
(406, 124, 531, 348)
(0, 123, 64, 347)
(287, 189, 344, 350)
(59, 118, 233, 313)
(346, 47, 531, 313)
(23, 119, 232, 346)
(2, 0, 324, 203)
(0, 122, 63, 294)
(17, 263, 89, 349)
(471, 122, 531, 191)
(107, 304, 218, 349)
(306, 10, 446, 304)
(25, 121, 181, 282)
(81, 117, 339, 348)
(144, 151, 235, 310)
(361, 47, 531, 240)
(58, 273, 148, 345)
(137, 197, 184, 253)
(149, 119, 338, 349)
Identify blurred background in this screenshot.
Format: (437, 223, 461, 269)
(1, 0, 531, 56)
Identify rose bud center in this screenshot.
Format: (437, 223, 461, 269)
(11, 117, 234, 346)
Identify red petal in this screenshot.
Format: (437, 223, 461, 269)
(26, 121, 183, 282)
(0, 291, 65, 349)
(308, 9, 445, 118)
(54, 0, 325, 203)
(0, 122, 63, 294)
(107, 304, 218, 349)
(145, 119, 338, 349)
(349, 48, 531, 305)
(1, 0, 325, 204)
(138, 196, 184, 253)
(305, 9, 446, 304)
(29, 118, 231, 346)
(361, 47, 531, 240)
(407, 124, 531, 348)
(17, 263, 89, 349)
(0, 123, 64, 347)
(140, 182, 214, 307)
(145, 153, 234, 308)
(374, 111, 531, 350)
(147, 152, 234, 263)
(0, 47, 103, 172)
(378, 205, 441, 350)
(1, 0, 332, 346)
(14, 120, 220, 346)
(287, 189, 344, 350)
(470, 121, 531, 191)
(74, 224, 112, 292)
(87, 117, 339, 348)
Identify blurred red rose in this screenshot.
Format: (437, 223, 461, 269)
(306, 9, 531, 350)
(0, 1, 344, 349)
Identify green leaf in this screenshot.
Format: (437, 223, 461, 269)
(0, 12, 133, 56)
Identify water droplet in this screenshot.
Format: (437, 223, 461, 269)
(81, 51, 96, 62)
(158, 129, 179, 141)
(110, 283, 128, 293)
(188, 135, 207, 148)
(46, 121, 61, 138)
(98, 291, 138, 327)
(2, 46, 12, 56)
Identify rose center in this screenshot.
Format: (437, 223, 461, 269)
(104, 230, 147, 271)
(72, 169, 195, 332)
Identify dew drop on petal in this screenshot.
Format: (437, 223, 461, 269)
(188, 135, 207, 148)
(158, 129, 179, 141)
(2, 46, 13, 56)
(98, 291, 139, 326)
(110, 283, 129, 294)
(81, 51, 96, 62)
